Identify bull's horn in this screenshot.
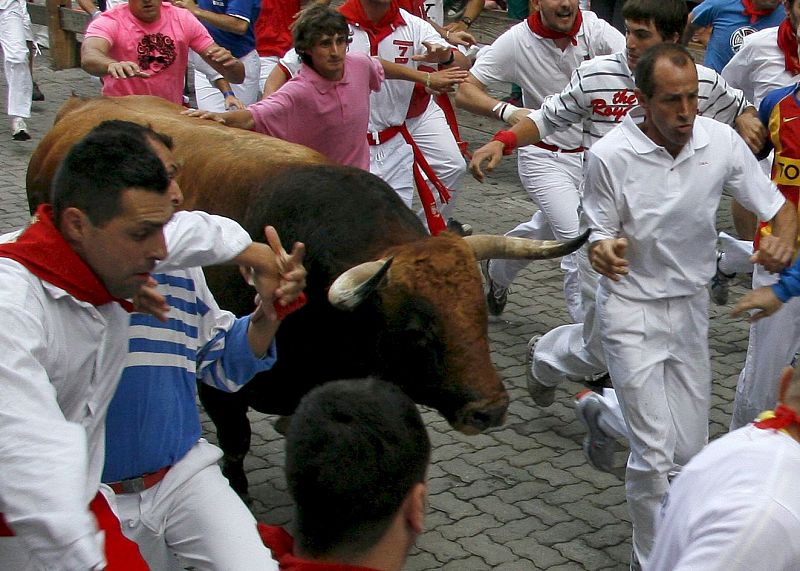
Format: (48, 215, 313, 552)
(328, 257, 394, 311)
(463, 229, 591, 261)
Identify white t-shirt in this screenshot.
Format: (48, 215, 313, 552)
(649, 424, 800, 570)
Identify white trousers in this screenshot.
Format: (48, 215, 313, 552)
(0, 0, 32, 118)
(105, 439, 278, 571)
(488, 145, 584, 321)
(258, 55, 280, 94)
(406, 98, 466, 226)
(598, 288, 711, 565)
(369, 133, 415, 208)
(194, 49, 261, 111)
(532, 248, 605, 386)
(730, 264, 800, 430)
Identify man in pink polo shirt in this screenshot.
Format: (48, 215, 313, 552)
(81, 0, 244, 105)
(186, 5, 464, 170)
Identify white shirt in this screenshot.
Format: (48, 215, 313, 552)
(721, 26, 800, 109)
(0, 210, 250, 569)
(470, 12, 624, 150)
(582, 115, 784, 301)
(529, 51, 749, 149)
(279, 9, 448, 132)
(649, 424, 800, 570)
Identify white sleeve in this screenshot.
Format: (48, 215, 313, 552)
(721, 43, 755, 102)
(725, 131, 785, 222)
(190, 50, 223, 83)
(0, 273, 104, 570)
(156, 210, 252, 271)
(469, 29, 520, 86)
(581, 150, 620, 242)
(278, 48, 302, 78)
(589, 17, 625, 55)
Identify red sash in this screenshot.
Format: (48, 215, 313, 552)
(527, 10, 582, 46)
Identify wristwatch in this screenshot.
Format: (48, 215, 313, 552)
(460, 16, 473, 27)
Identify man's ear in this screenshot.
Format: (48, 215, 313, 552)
(778, 366, 795, 403)
(634, 87, 647, 109)
(403, 482, 427, 535)
(60, 207, 90, 243)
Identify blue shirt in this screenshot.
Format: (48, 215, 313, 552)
(197, 0, 260, 58)
(102, 268, 276, 482)
(692, 0, 785, 72)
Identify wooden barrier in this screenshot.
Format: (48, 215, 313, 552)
(28, 0, 90, 70)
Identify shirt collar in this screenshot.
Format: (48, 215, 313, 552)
(620, 112, 710, 163)
(298, 60, 350, 94)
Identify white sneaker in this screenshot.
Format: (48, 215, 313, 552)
(11, 117, 30, 141)
(574, 389, 615, 472)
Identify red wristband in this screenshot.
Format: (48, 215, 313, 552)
(492, 130, 517, 155)
(273, 292, 307, 321)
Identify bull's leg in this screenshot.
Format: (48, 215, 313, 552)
(198, 383, 252, 500)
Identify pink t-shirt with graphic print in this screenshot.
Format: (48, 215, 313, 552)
(86, 2, 214, 104)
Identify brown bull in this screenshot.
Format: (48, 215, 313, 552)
(27, 96, 588, 495)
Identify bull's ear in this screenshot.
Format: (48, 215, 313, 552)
(328, 257, 393, 311)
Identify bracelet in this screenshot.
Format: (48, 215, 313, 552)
(461, 16, 473, 27)
(492, 130, 518, 155)
(445, 29, 451, 40)
(441, 50, 455, 66)
(273, 292, 307, 321)
(425, 72, 431, 89)
(222, 90, 235, 97)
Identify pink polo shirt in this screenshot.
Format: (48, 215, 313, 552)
(86, 3, 215, 104)
(249, 51, 384, 170)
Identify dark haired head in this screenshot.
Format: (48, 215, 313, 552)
(92, 119, 174, 152)
(635, 43, 695, 98)
(51, 123, 169, 227)
(285, 378, 431, 558)
(622, 0, 688, 42)
(293, 4, 351, 68)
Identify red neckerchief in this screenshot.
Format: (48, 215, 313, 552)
(742, 0, 775, 23)
(527, 9, 583, 46)
(777, 17, 800, 75)
(754, 404, 800, 430)
(339, 0, 406, 55)
(0, 204, 134, 311)
(258, 524, 381, 571)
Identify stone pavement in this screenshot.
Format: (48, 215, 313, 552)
(0, 43, 751, 570)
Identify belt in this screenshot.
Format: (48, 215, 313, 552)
(534, 141, 585, 154)
(107, 465, 171, 494)
(367, 125, 403, 145)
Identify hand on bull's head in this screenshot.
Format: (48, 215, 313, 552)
(240, 226, 306, 321)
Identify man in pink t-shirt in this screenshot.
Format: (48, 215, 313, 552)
(81, 0, 244, 105)
(185, 5, 462, 170)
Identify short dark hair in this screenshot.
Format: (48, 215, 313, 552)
(293, 4, 350, 68)
(635, 43, 695, 98)
(285, 378, 431, 558)
(92, 119, 174, 151)
(622, 0, 688, 42)
(51, 122, 169, 227)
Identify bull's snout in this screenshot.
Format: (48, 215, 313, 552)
(452, 395, 509, 435)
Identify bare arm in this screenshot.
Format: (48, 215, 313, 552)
(173, 0, 249, 34)
(468, 116, 542, 181)
(182, 107, 256, 129)
(455, 74, 530, 124)
(379, 59, 467, 92)
(81, 36, 149, 78)
(754, 201, 798, 272)
(76, 0, 99, 16)
(261, 65, 289, 99)
(444, 0, 485, 33)
(198, 43, 245, 84)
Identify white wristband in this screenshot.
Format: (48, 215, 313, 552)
(501, 104, 520, 123)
